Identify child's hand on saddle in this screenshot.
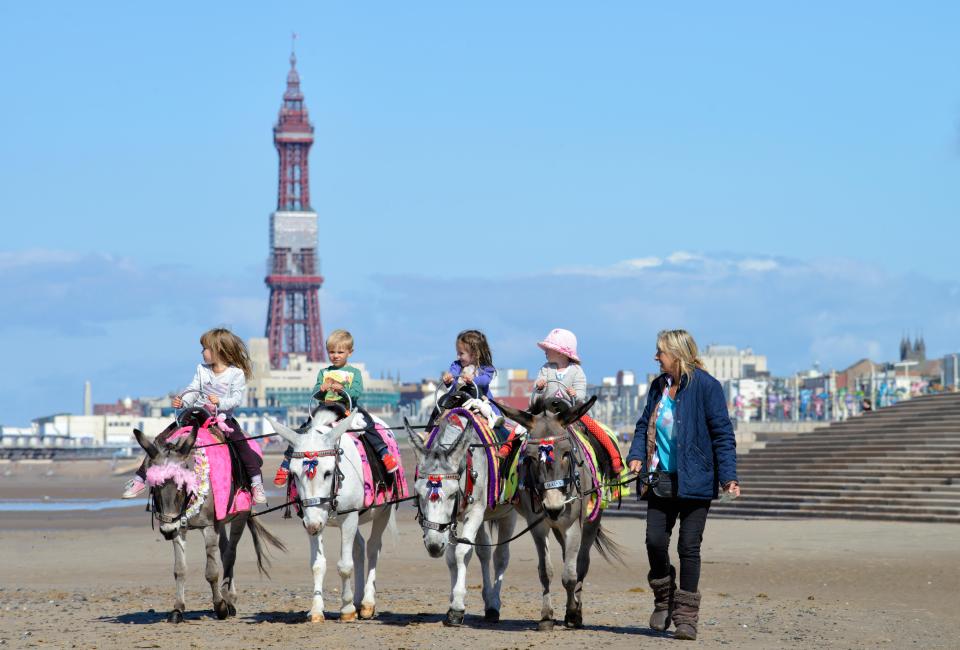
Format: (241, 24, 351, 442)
(207, 395, 220, 405)
(565, 386, 576, 397)
(442, 372, 454, 386)
(461, 375, 474, 384)
(171, 396, 183, 408)
(329, 381, 344, 392)
(535, 378, 546, 390)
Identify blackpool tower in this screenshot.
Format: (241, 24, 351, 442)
(264, 50, 325, 368)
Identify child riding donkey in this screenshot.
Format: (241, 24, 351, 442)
(274, 329, 399, 487)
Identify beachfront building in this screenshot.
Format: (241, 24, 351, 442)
(701, 345, 768, 381)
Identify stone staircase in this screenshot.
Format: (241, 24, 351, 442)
(609, 392, 960, 524)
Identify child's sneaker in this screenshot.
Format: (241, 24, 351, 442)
(252, 484, 267, 505)
(273, 464, 290, 487)
(121, 477, 146, 499)
(381, 453, 399, 474)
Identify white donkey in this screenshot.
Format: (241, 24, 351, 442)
(268, 407, 397, 623)
(405, 409, 518, 626)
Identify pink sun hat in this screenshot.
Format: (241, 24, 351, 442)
(537, 328, 580, 363)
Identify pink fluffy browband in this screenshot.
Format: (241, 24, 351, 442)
(146, 462, 199, 495)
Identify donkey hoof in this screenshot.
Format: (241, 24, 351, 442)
(214, 601, 229, 620)
(484, 608, 500, 623)
(444, 609, 465, 627)
(227, 603, 237, 618)
(359, 603, 376, 619)
(309, 612, 325, 623)
(564, 611, 583, 629)
(340, 610, 357, 622)
(537, 618, 555, 632)
(167, 610, 184, 624)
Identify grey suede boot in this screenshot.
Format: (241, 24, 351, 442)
(648, 566, 676, 631)
(672, 589, 701, 640)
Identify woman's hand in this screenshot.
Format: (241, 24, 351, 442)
(442, 372, 454, 386)
(171, 396, 183, 408)
(722, 481, 741, 498)
(628, 459, 643, 473)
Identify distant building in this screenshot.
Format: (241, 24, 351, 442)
(899, 334, 927, 363)
(943, 354, 960, 389)
(701, 345, 768, 381)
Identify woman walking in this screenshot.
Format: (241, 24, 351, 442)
(626, 329, 740, 640)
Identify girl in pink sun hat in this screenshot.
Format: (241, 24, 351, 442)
(534, 328, 586, 402)
(531, 327, 624, 474)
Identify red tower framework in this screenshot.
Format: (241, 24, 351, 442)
(264, 51, 325, 368)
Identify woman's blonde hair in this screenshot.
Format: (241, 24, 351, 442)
(201, 328, 253, 379)
(656, 329, 704, 384)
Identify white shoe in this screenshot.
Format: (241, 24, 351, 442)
(252, 484, 267, 505)
(122, 478, 147, 499)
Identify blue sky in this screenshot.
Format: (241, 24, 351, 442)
(1, 2, 958, 424)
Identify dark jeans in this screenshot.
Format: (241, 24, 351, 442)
(357, 407, 388, 457)
(645, 494, 711, 592)
(137, 416, 263, 483)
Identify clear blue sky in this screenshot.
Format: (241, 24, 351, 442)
(1, 2, 958, 424)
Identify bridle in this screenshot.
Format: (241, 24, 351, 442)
(523, 431, 588, 514)
(414, 471, 466, 537)
(290, 447, 345, 511)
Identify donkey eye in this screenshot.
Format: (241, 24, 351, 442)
(323, 471, 332, 479)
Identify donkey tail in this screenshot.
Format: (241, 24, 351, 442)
(594, 521, 627, 565)
(246, 516, 287, 578)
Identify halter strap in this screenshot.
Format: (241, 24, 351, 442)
(289, 449, 340, 458)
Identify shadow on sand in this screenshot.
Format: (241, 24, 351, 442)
(243, 609, 664, 636)
(97, 610, 216, 625)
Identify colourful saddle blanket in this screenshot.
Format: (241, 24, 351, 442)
(425, 407, 508, 509)
(567, 423, 632, 522)
(166, 422, 261, 521)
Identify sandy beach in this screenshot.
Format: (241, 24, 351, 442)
(1, 458, 958, 649)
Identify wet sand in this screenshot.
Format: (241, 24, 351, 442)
(1, 459, 958, 648)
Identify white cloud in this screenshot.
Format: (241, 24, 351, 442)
(738, 259, 778, 272)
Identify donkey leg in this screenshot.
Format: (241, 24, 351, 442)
(532, 524, 555, 631)
(169, 532, 187, 623)
(561, 522, 585, 628)
(337, 513, 359, 622)
(203, 524, 228, 620)
(569, 519, 600, 629)
(359, 509, 390, 619)
(219, 518, 245, 617)
(474, 524, 494, 618)
(308, 533, 327, 622)
(486, 513, 516, 623)
(352, 533, 366, 612)
(444, 508, 482, 626)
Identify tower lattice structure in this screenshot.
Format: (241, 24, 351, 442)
(264, 51, 325, 368)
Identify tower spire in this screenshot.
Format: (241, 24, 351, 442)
(264, 47, 325, 369)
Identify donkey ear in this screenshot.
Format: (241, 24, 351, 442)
(265, 416, 299, 446)
(446, 428, 472, 464)
(404, 417, 427, 457)
(326, 414, 356, 444)
(176, 426, 199, 454)
(133, 429, 158, 459)
(492, 399, 535, 430)
(562, 395, 598, 426)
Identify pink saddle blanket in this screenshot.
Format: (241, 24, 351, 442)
(169, 423, 262, 521)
